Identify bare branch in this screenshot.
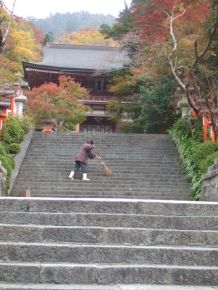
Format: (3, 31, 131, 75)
(168, 9, 186, 59)
(166, 7, 187, 92)
(168, 57, 186, 91)
(191, 6, 218, 68)
(166, 6, 201, 114)
(173, 9, 186, 22)
(2, 0, 16, 44)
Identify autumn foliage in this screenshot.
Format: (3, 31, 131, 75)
(0, 4, 44, 86)
(27, 76, 90, 130)
(57, 28, 118, 47)
(133, 0, 212, 43)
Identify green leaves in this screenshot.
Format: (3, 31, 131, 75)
(169, 117, 218, 200)
(139, 76, 177, 133)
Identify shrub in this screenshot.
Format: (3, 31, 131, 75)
(20, 115, 33, 134)
(199, 152, 218, 175)
(192, 141, 218, 167)
(0, 142, 7, 155)
(0, 115, 30, 194)
(170, 117, 218, 200)
(1, 116, 25, 145)
(0, 154, 13, 190)
(171, 116, 203, 142)
(8, 143, 21, 155)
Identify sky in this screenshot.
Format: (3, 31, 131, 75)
(4, 0, 132, 19)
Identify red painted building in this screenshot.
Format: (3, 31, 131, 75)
(23, 44, 128, 133)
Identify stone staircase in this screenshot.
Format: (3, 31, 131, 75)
(2, 132, 217, 289)
(11, 132, 190, 199)
(0, 197, 217, 289)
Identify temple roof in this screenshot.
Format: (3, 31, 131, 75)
(37, 43, 129, 70)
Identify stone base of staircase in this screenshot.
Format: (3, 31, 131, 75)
(0, 284, 217, 290)
(0, 197, 217, 288)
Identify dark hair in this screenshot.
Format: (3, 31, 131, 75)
(87, 140, 94, 145)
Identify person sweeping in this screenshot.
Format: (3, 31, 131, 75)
(68, 140, 101, 181)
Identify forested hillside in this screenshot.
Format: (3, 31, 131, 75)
(30, 12, 115, 38)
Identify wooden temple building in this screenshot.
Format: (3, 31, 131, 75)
(23, 44, 128, 133)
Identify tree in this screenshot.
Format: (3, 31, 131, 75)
(43, 32, 54, 46)
(100, 2, 134, 41)
(106, 67, 144, 133)
(131, 0, 218, 139)
(27, 76, 90, 130)
(139, 76, 177, 133)
(0, 2, 44, 86)
(0, 0, 16, 53)
(31, 12, 115, 38)
(57, 28, 118, 47)
(0, 54, 20, 85)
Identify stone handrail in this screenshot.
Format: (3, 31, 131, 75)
(202, 158, 218, 201)
(9, 129, 33, 195)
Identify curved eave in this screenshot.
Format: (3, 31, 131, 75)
(22, 61, 109, 80)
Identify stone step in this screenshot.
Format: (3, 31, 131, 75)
(13, 186, 189, 192)
(0, 243, 217, 266)
(15, 175, 187, 181)
(12, 188, 189, 195)
(11, 189, 190, 197)
(14, 179, 187, 186)
(0, 284, 217, 290)
(0, 263, 217, 285)
(21, 160, 181, 166)
(0, 212, 217, 230)
(0, 224, 217, 246)
(13, 130, 189, 199)
(20, 160, 181, 165)
(11, 192, 190, 200)
(13, 182, 189, 188)
(12, 180, 189, 185)
(18, 165, 183, 171)
(28, 148, 177, 153)
(1, 198, 217, 216)
(14, 194, 189, 200)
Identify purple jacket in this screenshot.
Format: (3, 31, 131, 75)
(75, 143, 95, 164)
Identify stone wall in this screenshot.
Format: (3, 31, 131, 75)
(9, 130, 33, 194)
(202, 158, 218, 201)
(0, 161, 7, 196)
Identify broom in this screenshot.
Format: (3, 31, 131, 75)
(100, 160, 112, 176)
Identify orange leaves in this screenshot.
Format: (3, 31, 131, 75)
(0, 55, 20, 85)
(27, 76, 90, 128)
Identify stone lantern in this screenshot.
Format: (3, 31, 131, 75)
(14, 82, 27, 117)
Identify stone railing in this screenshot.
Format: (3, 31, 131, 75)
(9, 130, 33, 194)
(0, 161, 7, 196)
(202, 158, 218, 201)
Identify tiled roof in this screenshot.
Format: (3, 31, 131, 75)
(38, 44, 129, 70)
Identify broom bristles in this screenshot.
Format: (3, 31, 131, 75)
(102, 161, 112, 176)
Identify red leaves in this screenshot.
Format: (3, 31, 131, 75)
(133, 0, 212, 44)
(27, 76, 90, 126)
